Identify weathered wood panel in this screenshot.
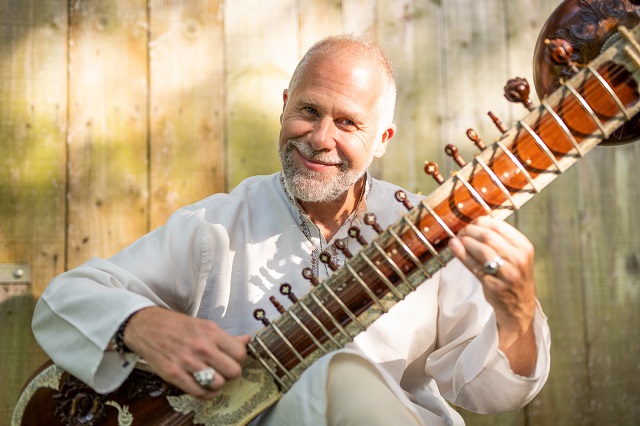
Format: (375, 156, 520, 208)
(578, 142, 640, 424)
(224, 0, 298, 189)
(0, 286, 47, 426)
(440, 2, 518, 424)
(509, 1, 595, 424)
(66, 0, 150, 268)
(0, 0, 67, 423)
(2, 1, 640, 425)
(486, 1, 594, 425)
(0, 1, 67, 294)
(148, 0, 226, 229)
(377, 0, 446, 194)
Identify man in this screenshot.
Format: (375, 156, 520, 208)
(33, 35, 550, 425)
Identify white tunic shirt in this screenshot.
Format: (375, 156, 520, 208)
(33, 172, 551, 425)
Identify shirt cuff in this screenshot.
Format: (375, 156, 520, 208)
(454, 300, 551, 412)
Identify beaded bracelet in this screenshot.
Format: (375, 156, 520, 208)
(111, 315, 134, 367)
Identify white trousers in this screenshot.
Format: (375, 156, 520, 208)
(254, 353, 424, 426)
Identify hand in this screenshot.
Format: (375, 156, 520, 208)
(123, 307, 251, 399)
(448, 216, 537, 375)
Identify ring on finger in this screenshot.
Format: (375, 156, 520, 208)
(483, 255, 504, 275)
(193, 366, 216, 388)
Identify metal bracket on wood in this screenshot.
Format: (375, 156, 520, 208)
(0, 263, 31, 284)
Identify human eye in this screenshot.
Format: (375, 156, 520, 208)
(303, 106, 319, 116)
(337, 118, 357, 129)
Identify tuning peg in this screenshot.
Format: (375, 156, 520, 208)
(319, 250, 339, 271)
(488, 111, 507, 134)
(395, 190, 413, 210)
(334, 239, 353, 259)
(504, 77, 534, 111)
(302, 267, 320, 286)
(364, 212, 384, 234)
(253, 308, 270, 326)
(269, 296, 286, 314)
(544, 37, 579, 74)
(348, 226, 368, 246)
(445, 144, 466, 167)
(280, 283, 299, 303)
(466, 128, 486, 150)
(424, 161, 444, 184)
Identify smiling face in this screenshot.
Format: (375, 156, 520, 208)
(278, 44, 396, 203)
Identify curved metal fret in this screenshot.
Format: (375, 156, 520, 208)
(349, 257, 404, 300)
(619, 26, 640, 67)
(296, 300, 342, 347)
(587, 64, 632, 120)
(423, 203, 456, 238)
(455, 174, 494, 216)
(371, 242, 415, 291)
(564, 83, 608, 137)
(474, 156, 520, 210)
(247, 343, 289, 389)
(270, 322, 307, 365)
(363, 241, 415, 290)
(401, 216, 444, 267)
(287, 310, 329, 355)
(359, 251, 407, 297)
(344, 263, 388, 312)
(496, 141, 541, 193)
(309, 292, 353, 341)
(254, 336, 294, 381)
(320, 283, 366, 332)
(388, 227, 431, 278)
(520, 120, 564, 172)
(541, 99, 584, 157)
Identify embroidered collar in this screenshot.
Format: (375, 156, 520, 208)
(279, 172, 372, 277)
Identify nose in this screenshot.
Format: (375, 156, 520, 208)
(308, 117, 337, 151)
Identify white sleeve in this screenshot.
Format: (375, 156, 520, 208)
(32, 205, 207, 393)
(426, 261, 551, 413)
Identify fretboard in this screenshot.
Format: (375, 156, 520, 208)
(247, 25, 640, 392)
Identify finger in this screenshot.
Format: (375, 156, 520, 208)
(216, 332, 250, 362)
(155, 362, 221, 400)
(458, 222, 509, 257)
(191, 325, 248, 381)
(471, 216, 533, 253)
(448, 237, 495, 277)
(189, 363, 226, 392)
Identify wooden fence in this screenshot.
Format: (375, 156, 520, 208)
(1, 0, 639, 424)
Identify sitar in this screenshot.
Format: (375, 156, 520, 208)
(13, 3, 640, 426)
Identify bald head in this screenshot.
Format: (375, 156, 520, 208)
(287, 35, 397, 127)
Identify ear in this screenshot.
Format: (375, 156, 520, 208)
(280, 89, 289, 124)
(373, 123, 396, 159)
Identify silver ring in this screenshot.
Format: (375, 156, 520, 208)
(483, 256, 504, 275)
(193, 367, 216, 388)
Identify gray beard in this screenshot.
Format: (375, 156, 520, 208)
(279, 139, 370, 203)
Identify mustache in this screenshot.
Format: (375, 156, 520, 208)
(286, 139, 346, 166)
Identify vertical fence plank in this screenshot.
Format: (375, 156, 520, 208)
(0, 0, 66, 423)
(578, 143, 640, 424)
(148, 0, 225, 229)
(224, 0, 298, 190)
(298, 0, 341, 52)
(377, 0, 448, 195)
(342, 0, 376, 38)
(505, 1, 592, 424)
(0, 2, 67, 294)
(67, 0, 149, 267)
